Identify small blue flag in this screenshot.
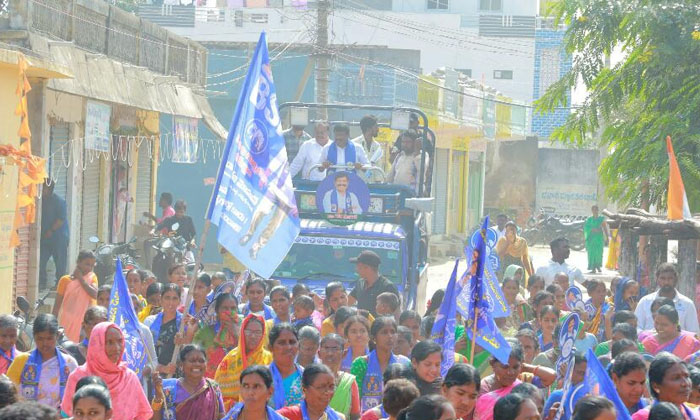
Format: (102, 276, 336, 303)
(457, 216, 512, 365)
(207, 32, 300, 278)
(580, 349, 633, 420)
(430, 259, 460, 376)
(108, 259, 148, 378)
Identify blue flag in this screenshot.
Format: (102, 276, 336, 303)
(430, 259, 460, 376)
(108, 259, 148, 378)
(456, 216, 512, 364)
(577, 349, 633, 420)
(207, 32, 300, 278)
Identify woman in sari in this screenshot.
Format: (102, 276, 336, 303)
(341, 316, 370, 373)
(442, 363, 480, 420)
(52, 250, 99, 342)
(615, 278, 641, 313)
(536, 306, 559, 353)
(215, 314, 271, 411)
(152, 344, 224, 420)
(144, 283, 190, 376)
(195, 293, 240, 379)
(642, 305, 700, 360)
(475, 343, 524, 420)
(631, 352, 699, 420)
(277, 364, 344, 420)
(61, 322, 152, 420)
(221, 365, 288, 420)
(351, 316, 410, 412)
(7, 314, 78, 410)
(584, 279, 613, 342)
(584, 205, 609, 274)
(495, 222, 534, 279)
(606, 228, 621, 270)
(611, 352, 649, 416)
(318, 334, 360, 420)
(267, 323, 304, 410)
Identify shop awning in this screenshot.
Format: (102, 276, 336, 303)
(28, 34, 227, 140)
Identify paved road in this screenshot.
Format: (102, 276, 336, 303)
(425, 244, 619, 308)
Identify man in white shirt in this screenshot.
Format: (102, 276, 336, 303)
(388, 130, 429, 194)
(289, 121, 330, 181)
(322, 172, 362, 214)
(635, 262, 699, 333)
(494, 214, 508, 240)
(535, 237, 584, 287)
(320, 124, 369, 172)
(352, 115, 384, 183)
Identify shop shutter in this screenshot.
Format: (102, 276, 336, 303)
(80, 151, 101, 249)
(49, 124, 70, 200)
(432, 148, 449, 234)
(134, 139, 154, 222)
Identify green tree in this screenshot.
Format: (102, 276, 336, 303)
(537, 0, 700, 211)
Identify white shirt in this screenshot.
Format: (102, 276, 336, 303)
(353, 135, 384, 182)
(319, 142, 369, 167)
(535, 260, 584, 287)
(496, 228, 506, 240)
(635, 289, 699, 333)
(322, 190, 362, 214)
(289, 138, 328, 181)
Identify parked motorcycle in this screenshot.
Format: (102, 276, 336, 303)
(522, 214, 586, 251)
(14, 295, 70, 352)
(151, 223, 196, 283)
(90, 236, 140, 284)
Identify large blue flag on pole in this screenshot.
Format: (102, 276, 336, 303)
(430, 259, 460, 376)
(206, 32, 300, 278)
(108, 259, 148, 378)
(457, 216, 512, 364)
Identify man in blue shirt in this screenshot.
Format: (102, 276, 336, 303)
(39, 180, 69, 289)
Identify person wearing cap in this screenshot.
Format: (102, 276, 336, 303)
(348, 251, 399, 315)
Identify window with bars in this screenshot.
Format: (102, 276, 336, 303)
(493, 69, 513, 79)
(427, 0, 448, 10)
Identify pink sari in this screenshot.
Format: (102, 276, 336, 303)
(58, 273, 97, 342)
(642, 331, 700, 360)
(475, 379, 522, 420)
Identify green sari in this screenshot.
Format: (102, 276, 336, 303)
(329, 371, 355, 417)
(584, 216, 605, 270)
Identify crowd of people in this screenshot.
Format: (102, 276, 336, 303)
(4, 220, 700, 420)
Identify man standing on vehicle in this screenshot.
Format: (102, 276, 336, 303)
(282, 125, 311, 162)
(320, 124, 368, 173)
(535, 237, 584, 287)
(348, 251, 399, 316)
(352, 115, 384, 183)
(39, 180, 69, 290)
(290, 121, 331, 181)
(387, 130, 428, 194)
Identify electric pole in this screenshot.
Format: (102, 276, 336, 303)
(315, 0, 330, 119)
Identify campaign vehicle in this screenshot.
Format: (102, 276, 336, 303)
(271, 103, 435, 311)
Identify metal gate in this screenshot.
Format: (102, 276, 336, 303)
(81, 149, 101, 249)
(134, 138, 154, 222)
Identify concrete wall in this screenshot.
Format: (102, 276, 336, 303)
(483, 138, 538, 225)
(536, 148, 600, 217)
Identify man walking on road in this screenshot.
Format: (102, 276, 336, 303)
(535, 237, 584, 287)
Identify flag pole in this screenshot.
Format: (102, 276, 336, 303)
(469, 305, 479, 364)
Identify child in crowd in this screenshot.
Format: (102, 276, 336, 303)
(293, 296, 316, 331)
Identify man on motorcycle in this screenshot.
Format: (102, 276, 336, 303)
(152, 200, 196, 244)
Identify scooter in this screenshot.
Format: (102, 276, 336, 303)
(151, 223, 196, 282)
(14, 295, 70, 352)
(90, 236, 140, 284)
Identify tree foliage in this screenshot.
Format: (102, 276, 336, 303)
(536, 0, 700, 211)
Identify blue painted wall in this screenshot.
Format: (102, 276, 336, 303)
(532, 29, 572, 139)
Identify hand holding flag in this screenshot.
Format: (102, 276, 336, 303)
(430, 259, 460, 376)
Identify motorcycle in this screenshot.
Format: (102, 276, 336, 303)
(522, 214, 585, 251)
(89, 236, 140, 284)
(14, 295, 70, 352)
(151, 222, 196, 283)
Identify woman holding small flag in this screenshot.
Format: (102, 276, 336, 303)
(194, 293, 240, 379)
(351, 316, 410, 412)
(60, 322, 152, 420)
(215, 314, 272, 411)
(7, 313, 79, 410)
(631, 352, 699, 420)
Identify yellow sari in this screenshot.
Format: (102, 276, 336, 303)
(214, 314, 272, 412)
